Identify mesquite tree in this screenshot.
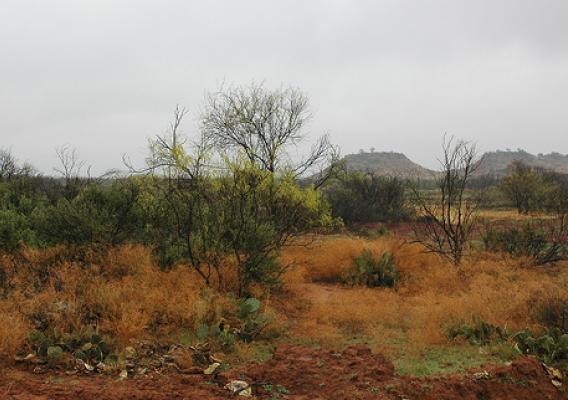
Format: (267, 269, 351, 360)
(201, 82, 339, 185)
(128, 90, 336, 296)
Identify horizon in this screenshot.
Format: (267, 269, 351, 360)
(5, 144, 568, 178)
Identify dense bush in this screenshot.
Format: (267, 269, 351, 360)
(0, 150, 148, 251)
(30, 180, 145, 247)
(501, 161, 568, 215)
(543, 172, 568, 215)
(324, 170, 411, 225)
(500, 161, 543, 214)
(482, 222, 568, 265)
(483, 224, 548, 258)
(0, 209, 33, 251)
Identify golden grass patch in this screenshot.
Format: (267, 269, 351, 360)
(1, 234, 567, 365)
(280, 236, 568, 353)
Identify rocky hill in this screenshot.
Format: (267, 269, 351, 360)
(477, 150, 568, 176)
(341, 149, 568, 179)
(341, 151, 435, 179)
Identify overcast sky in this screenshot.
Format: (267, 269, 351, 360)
(1, 0, 567, 174)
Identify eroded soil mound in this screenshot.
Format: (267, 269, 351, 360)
(230, 345, 566, 399)
(1, 345, 566, 399)
(396, 358, 567, 400)
(0, 369, 227, 400)
(229, 344, 395, 398)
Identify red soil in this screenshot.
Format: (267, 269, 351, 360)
(2, 345, 565, 399)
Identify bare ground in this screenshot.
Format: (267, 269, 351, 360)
(1, 345, 566, 399)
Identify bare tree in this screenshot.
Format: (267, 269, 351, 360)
(412, 136, 482, 265)
(0, 149, 37, 182)
(0, 149, 18, 181)
(201, 83, 338, 183)
(54, 145, 91, 199)
(55, 145, 87, 179)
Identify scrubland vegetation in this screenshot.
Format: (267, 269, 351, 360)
(1, 84, 568, 384)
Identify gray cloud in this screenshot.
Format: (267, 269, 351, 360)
(1, 0, 567, 173)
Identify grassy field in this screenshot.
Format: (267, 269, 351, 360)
(2, 213, 567, 377)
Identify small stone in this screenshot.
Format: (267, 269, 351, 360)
(84, 362, 95, 372)
(225, 380, 252, 397)
(203, 362, 220, 375)
(472, 371, 491, 380)
(543, 363, 563, 388)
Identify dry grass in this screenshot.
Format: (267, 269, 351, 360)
(1, 233, 567, 367)
(281, 236, 422, 284)
(281, 236, 568, 354)
(0, 243, 291, 362)
(0, 245, 242, 357)
(477, 208, 555, 221)
(0, 307, 29, 359)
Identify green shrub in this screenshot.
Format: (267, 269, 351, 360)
(195, 297, 270, 351)
(359, 224, 390, 239)
(32, 181, 145, 247)
(28, 328, 113, 364)
(482, 223, 567, 265)
(513, 329, 568, 364)
(325, 171, 412, 225)
(500, 161, 544, 214)
(483, 224, 547, 257)
(237, 297, 269, 343)
(31, 199, 97, 245)
(448, 317, 568, 364)
(0, 209, 33, 251)
(447, 317, 509, 345)
(154, 241, 187, 269)
(349, 250, 399, 288)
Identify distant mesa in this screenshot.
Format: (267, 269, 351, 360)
(341, 151, 434, 179)
(477, 150, 568, 176)
(341, 149, 568, 179)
